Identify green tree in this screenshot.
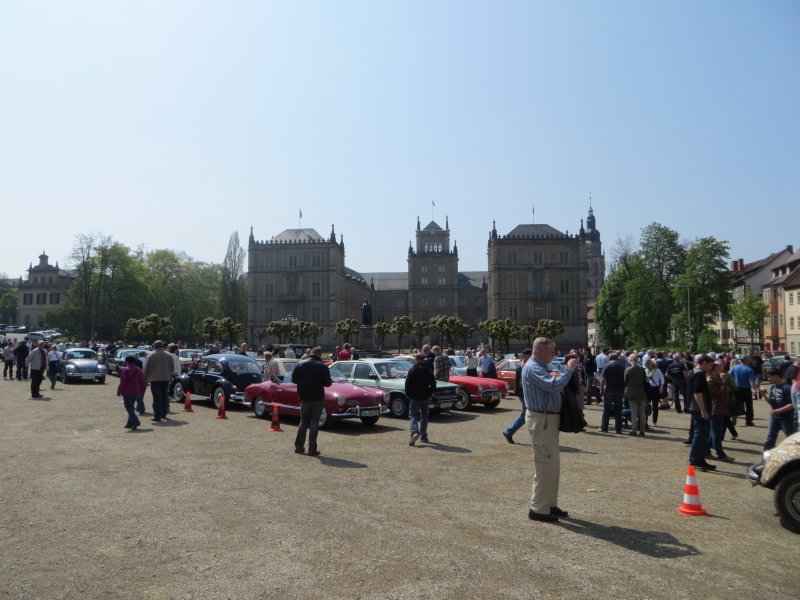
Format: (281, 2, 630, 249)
(391, 315, 413, 354)
(410, 320, 429, 349)
(0, 288, 17, 324)
(479, 318, 516, 352)
(618, 257, 672, 346)
(220, 232, 247, 323)
(535, 319, 565, 341)
(217, 316, 243, 347)
(335, 318, 360, 344)
(138, 313, 172, 340)
(374, 321, 391, 349)
(125, 318, 143, 340)
(595, 263, 631, 347)
(671, 237, 732, 351)
(267, 320, 287, 344)
(728, 289, 769, 351)
(515, 323, 538, 348)
(200, 317, 220, 343)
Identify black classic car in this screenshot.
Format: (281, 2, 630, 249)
(106, 348, 144, 376)
(58, 348, 108, 384)
(173, 354, 263, 409)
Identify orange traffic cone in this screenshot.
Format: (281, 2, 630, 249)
(216, 396, 228, 420)
(269, 404, 283, 432)
(182, 391, 193, 413)
(677, 465, 708, 516)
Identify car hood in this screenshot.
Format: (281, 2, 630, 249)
(762, 431, 800, 485)
(330, 382, 385, 403)
(67, 359, 98, 367)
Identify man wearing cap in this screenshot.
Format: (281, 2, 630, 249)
(523, 337, 579, 522)
(502, 348, 532, 443)
(687, 354, 717, 472)
(143, 341, 177, 422)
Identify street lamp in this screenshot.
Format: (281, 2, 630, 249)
(280, 314, 297, 344)
(614, 326, 625, 347)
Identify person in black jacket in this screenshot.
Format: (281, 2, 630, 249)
(291, 347, 332, 456)
(405, 353, 437, 446)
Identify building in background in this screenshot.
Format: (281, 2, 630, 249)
(16, 252, 73, 330)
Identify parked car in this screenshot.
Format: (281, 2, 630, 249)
(244, 377, 390, 428)
(27, 331, 52, 342)
(254, 357, 300, 382)
(747, 431, 800, 533)
(495, 358, 522, 392)
(329, 359, 460, 418)
(173, 354, 263, 409)
(447, 355, 468, 375)
(107, 348, 144, 376)
(58, 348, 108, 384)
(394, 354, 508, 409)
(178, 349, 202, 372)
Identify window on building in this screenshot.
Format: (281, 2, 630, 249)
(560, 279, 570, 293)
(312, 254, 321, 267)
(438, 297, 446, 307)
(33, 276, 38, 284)
(508, 252, 517, 265)
(505, 278, 518, 294)
(791, 341, 796, 353)
(790, 317, 795, 330)
(779, 314, 784, 327)
(790, 292, 795, 305)
(265, 308, 273, 322)
(311, 282, 321, 297)
(421, 265, 428, 273)
(420, 297, 430, 307)
(559, 251, 569, 265)
(508, 305, 518, 319)
(265, 283, 274, 297)
(23, 293, 33, 305)
(49, 293, 60, 305)
(395, 298, 406, 308)
(311, 307, 321, 322)
(764, 289, 771, 301)
(560, 305, 570, 319)
(531, 276, 545, 295)
(531, 252, 543, 265)
(264, 255, 274, 269)
(288, 256, 298, 268)
(421, 277, 428, 286)
(36, 292, 45, 305)
(287, 282, 298, 295)
(437, 277, 446, 285)
(438, 265, 445, 273)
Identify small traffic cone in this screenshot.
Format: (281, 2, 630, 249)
(182, 391, 193, 413)
(216, 396, 228, 420)
(270, 404, 283, 432)
(677, 465, 708, 516)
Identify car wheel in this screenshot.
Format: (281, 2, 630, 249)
(360, 416, 380, 426)
(173, 382, 185, 402)
(454, 388, 472, 410)
(96, 377, 106, 384)
(253, 397, 269, 419)
(485, 399, 501, 409)
(389, 395, 408, 419)
(774, 471, 800, 533)
(318, 406, 330, 429)
(213, 387, 227, 410)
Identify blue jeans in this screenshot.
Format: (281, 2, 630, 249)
(709, 415, 728, 458)
(689, 412, 711, 466)
(602, 392, 623, 433)
(670, 380, 686, 411)
(48, 360, 59, 387)
(123, 396, 141, 428)
(504, 398, 526, 437)
(409, 398, 430, 438)
(150, 381, 170, 419)
(764, 415, 796, 450)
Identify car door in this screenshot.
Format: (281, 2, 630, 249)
(190, 358, 210, 396)
(352, 363, 379, 389)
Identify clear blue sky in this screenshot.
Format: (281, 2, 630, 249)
(1, 1, 798, 279)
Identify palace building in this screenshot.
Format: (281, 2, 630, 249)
(246, 209, 603, 350)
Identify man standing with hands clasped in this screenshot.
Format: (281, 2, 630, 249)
(292, 346, 332, 456)
(524, 337, 579, 522)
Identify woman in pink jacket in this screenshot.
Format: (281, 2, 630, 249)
(117, 355, 146, 430)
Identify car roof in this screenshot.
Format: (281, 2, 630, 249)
(203, 353, 256, 362)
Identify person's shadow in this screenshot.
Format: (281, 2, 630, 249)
(557, 518, 700, 558)
(317, 456, 368, 468)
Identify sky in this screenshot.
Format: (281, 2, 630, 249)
(1, 1, 798, 280)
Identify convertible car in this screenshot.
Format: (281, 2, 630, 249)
(244, 378, 390, 428)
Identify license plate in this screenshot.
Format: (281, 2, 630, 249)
(360, 409, 379, 417)
(439, 402, 453, 409)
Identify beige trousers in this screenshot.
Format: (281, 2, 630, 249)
(525, 410, 560, 514)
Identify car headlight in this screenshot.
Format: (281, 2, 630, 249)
(762, 450, 772, 462)
(98, 365, 107, 373)
(65, 365, 76, 372)
(336, 394, 346, 407)
(383, 392, 391, 404)
(477, 384, 484, 392)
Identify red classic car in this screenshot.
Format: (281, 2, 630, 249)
(448, 374, 508, 410)
(243, 379, 390, 428)
(495, 358, 522, 392)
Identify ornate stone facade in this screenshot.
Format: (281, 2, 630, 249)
(16, 252, 73, 329)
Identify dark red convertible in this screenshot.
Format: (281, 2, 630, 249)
(244, 379, 390, 428)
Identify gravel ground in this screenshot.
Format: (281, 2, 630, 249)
(0, 377, 796, 600)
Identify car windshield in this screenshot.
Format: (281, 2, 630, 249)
(179, 350, 199, 359)
(227, 360, 262, 374)
(68, 350, 97, 360)
(373, 361, 412, 379)
(449, 356, 467, 368)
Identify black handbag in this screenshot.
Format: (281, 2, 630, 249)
(559, 388, 587, 433)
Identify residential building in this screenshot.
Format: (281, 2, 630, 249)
(763, 248, 800, 353)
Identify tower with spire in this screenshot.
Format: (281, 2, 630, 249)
(406, 217, 459, 321)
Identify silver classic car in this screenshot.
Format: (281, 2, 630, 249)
(58, 348, 108, 384)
